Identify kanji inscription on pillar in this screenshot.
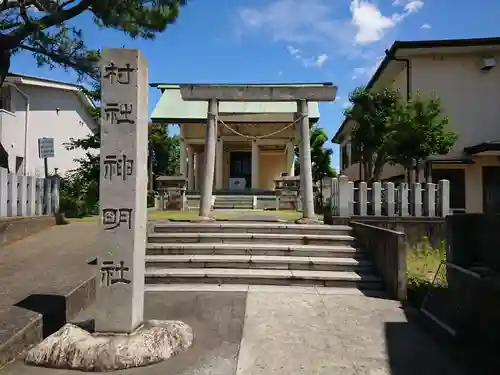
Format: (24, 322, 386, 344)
(96, 49, 148, 333)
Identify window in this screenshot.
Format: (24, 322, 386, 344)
(432, 168, 466, 210)
(0, 87, 11, 112)
(341, 144, 349, 170)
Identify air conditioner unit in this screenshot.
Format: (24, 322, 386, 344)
(480, 57, 496, 71)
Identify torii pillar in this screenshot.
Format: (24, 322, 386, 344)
(180, 84, 337, 223)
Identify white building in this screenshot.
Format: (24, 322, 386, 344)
(0, 73, 98, 176)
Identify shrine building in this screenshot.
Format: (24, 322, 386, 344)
(150, 83, 329, 193)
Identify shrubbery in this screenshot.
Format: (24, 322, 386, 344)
(59, 175, 99, 218)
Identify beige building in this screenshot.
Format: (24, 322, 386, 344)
(333, 37, 500, 214)
(151, 83, 325, 192)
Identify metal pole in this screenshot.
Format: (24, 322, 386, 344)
(297, 100, 316, 222)
(197, 99, 218, 219)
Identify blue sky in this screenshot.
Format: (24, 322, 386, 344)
(11, 0, 500, 169)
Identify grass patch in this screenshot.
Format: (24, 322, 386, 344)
(407, 237, 447, 287)
(68, 210, 308, 222)
(406, 237, 447, 307)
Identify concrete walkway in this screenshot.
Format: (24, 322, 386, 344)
(0, 222, 100, 367)
(0, 222, 99, 313)
(1, 289, 464, 375)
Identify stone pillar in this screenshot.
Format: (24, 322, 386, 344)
(179, 138, 186, 177)
(297, 100, 316, 222)
(7, 172, 17, 217)
(0, 168, 8, 217)
(187, 145, 194, 191)
(297, 114, 304, 208)
(43, 179, 52, 215)
(438, 179, 450, 216)
(96, 48, 148, 333)
(26, 176, 37, 216)
(35, 178, 43, 215)
(251, 140, 259, 189)
(194, 153, 201, 191)
(17, 175, 27, 216)
(215, 137, 223, 190)
(198, 99, 218, 219)
(287, 141, 295, 176)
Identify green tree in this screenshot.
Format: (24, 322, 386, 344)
(0, 0, 186, 86)
(344, 86, 400, 182)
(148, 123, 180, 188)
(294, 124, 336, 182)
(387, 93, 457, 182)
(60, 124, 180, 216)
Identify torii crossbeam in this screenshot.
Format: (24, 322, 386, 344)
(180, 84, 338, 223)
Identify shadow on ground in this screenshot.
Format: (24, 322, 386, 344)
(15, 294, 67, 338)
(385, 301, 500, 375)
(70, 291, 248, 375)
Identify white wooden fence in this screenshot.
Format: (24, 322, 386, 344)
(323, 175, 450, 217)
(0, 167, 60, 217)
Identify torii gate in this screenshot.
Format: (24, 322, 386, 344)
(180, 84, 338, 224)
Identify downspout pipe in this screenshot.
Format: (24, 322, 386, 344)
(386, 50, 411, 101)
(386, 52, 431, 181)
(5, 82, 30, 175)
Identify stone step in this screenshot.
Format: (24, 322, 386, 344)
(215, 198, 254, 202)
(145, 254, 373, 272)
(152, 222, 352, 236)
(144, 284, 388, 297)
(214, 196, 254, 199)
(146, 242, 364, 258)
(144, 268, 383, 288)
(213, 205, 254, 209)
(147, 232, 354, 246)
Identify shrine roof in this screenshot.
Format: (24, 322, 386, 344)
(150, 83, 325, 123)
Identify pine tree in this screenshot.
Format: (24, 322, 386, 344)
(0, 0, 186, 86)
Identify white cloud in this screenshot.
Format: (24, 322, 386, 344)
(304, 53, 329, 68)
(421, 23, 432, 29)
(286, 45, 328, 68)
(350, 0, 424, 44)
(237, 0, 423, 78)
(329, 96, 341, 104)
(405, 0, 424, 13)
(287, 45, 300, 57)
(238, 0, 336, 44)
(352, 55, 384, 80)
(350, 0, 396, 44)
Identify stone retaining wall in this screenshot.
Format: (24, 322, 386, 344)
(445, 214, 500, 343)
(325, 214, 445, 249)
(0, 216, 57, 248)
(350, 221, 407, 300)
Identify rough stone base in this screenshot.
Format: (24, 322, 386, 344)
(24, 320, 193, 372)
(295, 217, 320, 225)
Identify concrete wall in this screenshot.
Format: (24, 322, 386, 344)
(350, 221, 407, 300)
(445, 214, 500, 344)
(0, 85, 96, 176)
(259, 151, 286, 190)
(393, 53, 500, 158)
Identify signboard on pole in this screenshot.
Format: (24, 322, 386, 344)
(38, 138, 55, 159)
